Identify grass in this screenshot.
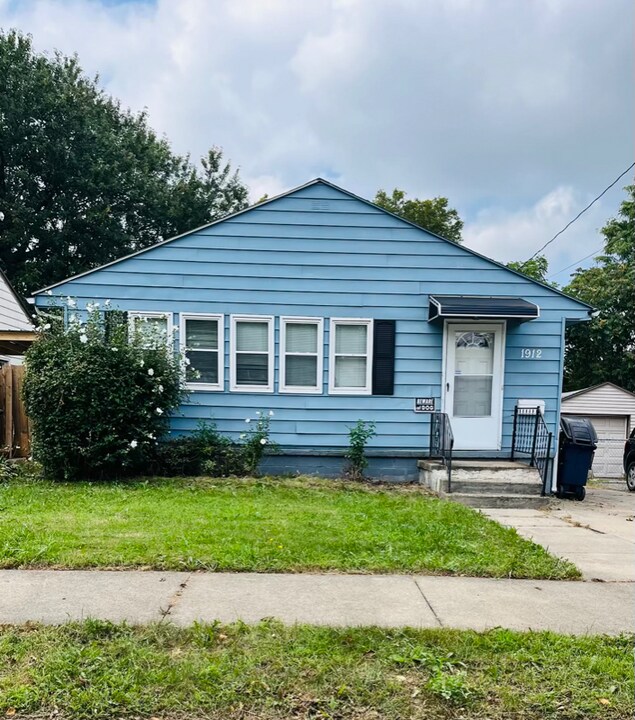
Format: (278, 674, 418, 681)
(0, 620, 632, 719)
(0, 476, 579, 578)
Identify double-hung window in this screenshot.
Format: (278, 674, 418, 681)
(230, 315, 274, 392)
(329, 319, 373, 394)
(280, 317, 323, 393)
(180, 314, 223, 390)
(128, 311, 172, 349)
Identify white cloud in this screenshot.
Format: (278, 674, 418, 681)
(0, 0, 632, 276)
(464, 184, 618, 284)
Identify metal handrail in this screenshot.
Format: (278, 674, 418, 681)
(511, 405, 554, 496)
(429, 412, 454, 493)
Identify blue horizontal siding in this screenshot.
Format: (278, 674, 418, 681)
(35, 180, 590, 457)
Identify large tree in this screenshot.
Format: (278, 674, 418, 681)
(563, 184, 635, 392)
(0, 31, 249, 294)
(374, 188, 463, 243)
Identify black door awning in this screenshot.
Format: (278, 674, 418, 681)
(428, 295, 539, 322)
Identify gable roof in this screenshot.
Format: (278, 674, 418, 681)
(31, 177, 592, 311)
(562, 381, 635, 402)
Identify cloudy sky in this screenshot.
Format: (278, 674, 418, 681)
(1, 0, 633, 284)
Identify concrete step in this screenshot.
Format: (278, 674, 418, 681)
(450, 480, 543, 495)
(440, 491, 549, 509)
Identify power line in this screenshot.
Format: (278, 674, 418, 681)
(546, 247, 603, 279)
(520, 161, 635, 267)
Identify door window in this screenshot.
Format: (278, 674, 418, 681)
(453, 331, 494, 417)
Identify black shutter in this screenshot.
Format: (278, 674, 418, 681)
(372, 320, 396, 395)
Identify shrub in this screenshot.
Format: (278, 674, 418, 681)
(23, 302, 186, 480)
(151, 423, 246, 478)
(151, 413, 278, 478)
(0, 457, 17, 483)
(344, 420, 376, 480)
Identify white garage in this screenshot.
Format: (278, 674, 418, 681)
(562, 382, 635, 479)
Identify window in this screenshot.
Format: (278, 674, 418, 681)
(280, 317, 323, 393)
(128, 312, 172, 348)
(329, 319, 373, 394)
(180, 314, 223, 390)
(230, 315, 274, 392)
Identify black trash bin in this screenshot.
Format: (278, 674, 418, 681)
(557, 417, 597, 500)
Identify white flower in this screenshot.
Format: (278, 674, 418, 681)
(260, 438, 267, 445)
(269, 410, 274, 416)
(155, 407, 163, 415)
(245, 418, 251, 423)
(104, 299, 111, 307)
(239, 433, 246, 439)
(147, 432, 155, 440)
(157, 384, 164, 393)
(43, 323, 51, 330)
(46, 290, 52, 296)
(111, 347, 118, 352)
(66, 297, 76, 308)
(148, 368, 154, 376)
(129, 440, 138, 449)
(139, 359, 144, 367)
(79, 334, 88, 344)
(184, 357, 191, 365)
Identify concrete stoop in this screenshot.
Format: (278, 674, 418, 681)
(418, 459, 549, 509)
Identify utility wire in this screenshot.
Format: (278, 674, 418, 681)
(520, 161, 635, 268)
(547, 246, 604, 279)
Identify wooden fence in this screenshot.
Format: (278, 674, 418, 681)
(0, 364, 31, 459)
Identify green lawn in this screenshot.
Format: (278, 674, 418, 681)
(0, 621, 631, 719)
(0, 476, 577, 578)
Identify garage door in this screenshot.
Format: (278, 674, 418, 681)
(564, 415, 627, 478)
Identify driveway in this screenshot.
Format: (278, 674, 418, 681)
(482, 482, 635, 582)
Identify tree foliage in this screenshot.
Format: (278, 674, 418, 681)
(374, 188, 463, 243)
(0, 30, 249, 294)
(563, 185, 635, 392)
(506, 255, 553, 284)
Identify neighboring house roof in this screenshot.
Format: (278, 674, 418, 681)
(30, 178, 594, 313)
(562, 381, 635, 402)
(0, 267, 36, 354)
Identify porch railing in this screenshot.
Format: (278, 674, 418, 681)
(511, 405, 554, 496)
(429, 412, 454, 493)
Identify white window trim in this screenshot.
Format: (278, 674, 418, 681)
(328, 318, 373, 395)
(230, 314, 274, 393)
(280, 316, 324, 394)
(128, 311, 173, 348)
(179, 313, 224, 391)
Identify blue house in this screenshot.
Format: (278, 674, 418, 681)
(32, 179, 591, 483)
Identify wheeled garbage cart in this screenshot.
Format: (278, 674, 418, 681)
(556, 417, 597, 500)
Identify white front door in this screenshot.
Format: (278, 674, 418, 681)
(443, 322, 505, 450)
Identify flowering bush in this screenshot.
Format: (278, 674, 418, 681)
(23, 301, 185, 480)
(238, 410, 278, 475)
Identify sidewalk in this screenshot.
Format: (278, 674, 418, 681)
(4, 569, 633, 635)
(482, 484, 635, 582)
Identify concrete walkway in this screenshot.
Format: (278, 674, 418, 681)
(3, 569, 633, 635)
(482, 484, 635, 582)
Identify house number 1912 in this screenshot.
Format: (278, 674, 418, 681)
(520, 348, 542, 359)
